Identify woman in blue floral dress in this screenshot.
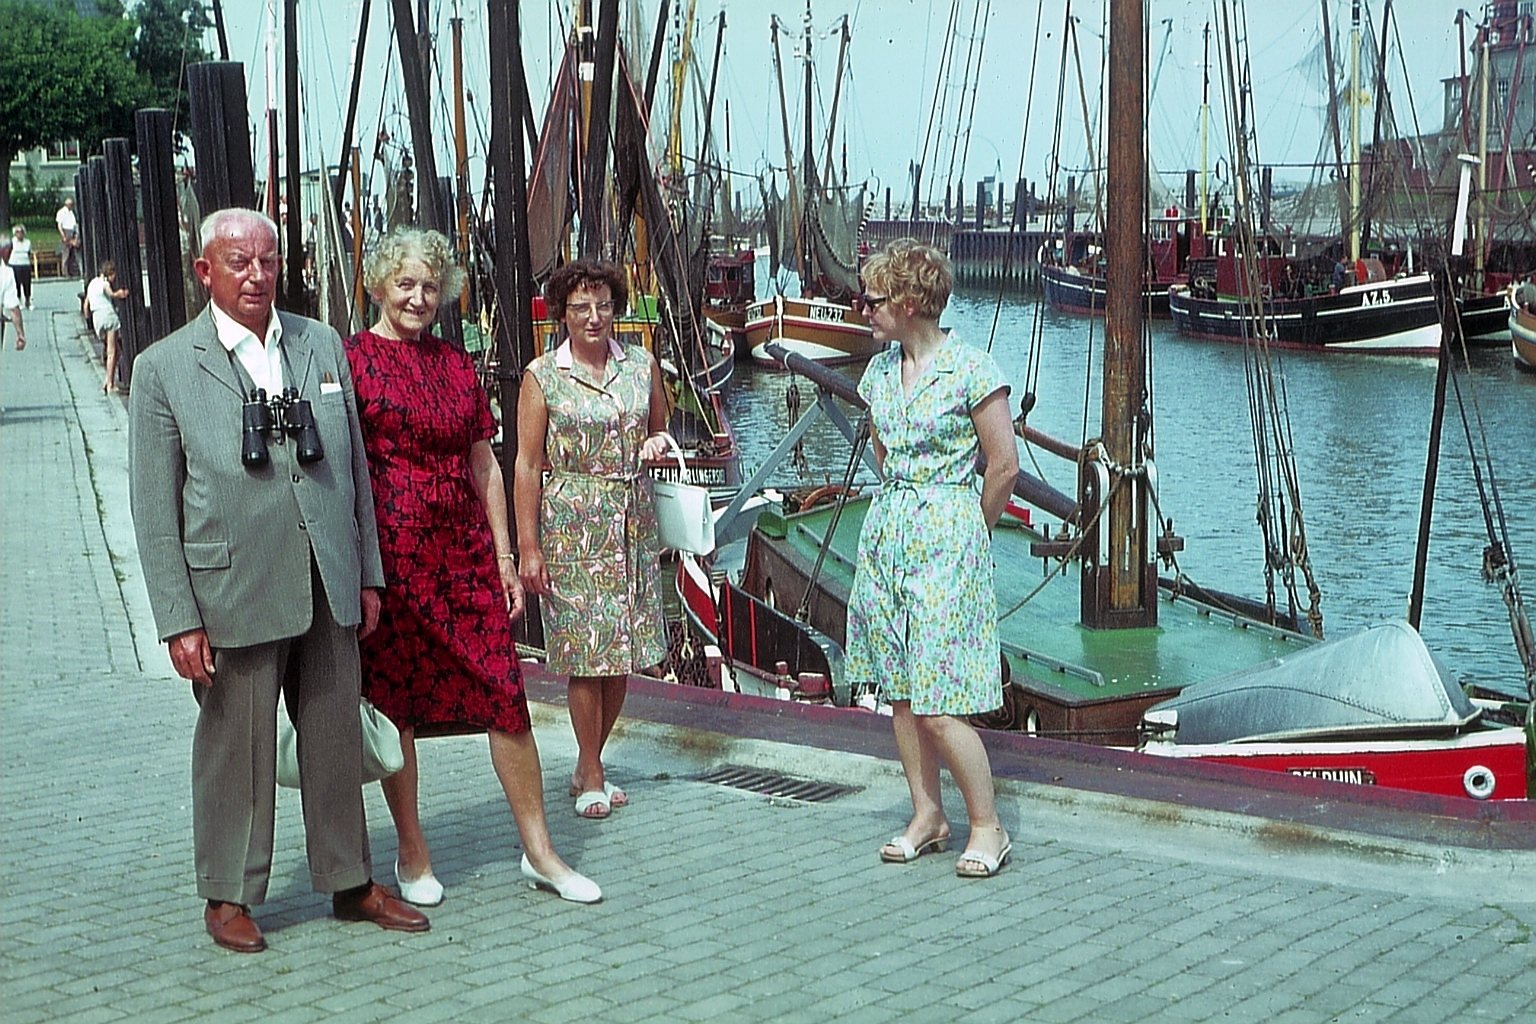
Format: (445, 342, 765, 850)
(846, 239, 1020, 878)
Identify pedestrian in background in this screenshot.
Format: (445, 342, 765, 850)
(514, 260, 670, 820)
(845, 239, 1017, 879)
(0, 260, 24, 349)
(8, 225, 35, 309)
(347, 228, 600, 905)
(56, 198, 80, 277)
(85, 261, 129, 393)
(129, 207, 429, 954)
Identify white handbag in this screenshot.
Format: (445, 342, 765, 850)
(277, 698, 405, 789)
(651, 432, 716, 555)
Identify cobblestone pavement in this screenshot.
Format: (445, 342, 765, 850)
(3, 278, 1534, 1023)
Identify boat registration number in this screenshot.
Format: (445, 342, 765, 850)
(1360, 290, 1393, 307)
(1287, 767, 1377, 786)
(807, 305, 846, 323)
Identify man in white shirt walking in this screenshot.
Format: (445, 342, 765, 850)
(56, 198, 80, 277)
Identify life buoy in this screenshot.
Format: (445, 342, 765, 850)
(800, 484, 855, 509)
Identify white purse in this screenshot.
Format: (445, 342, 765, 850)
(277, 698, 404, 789)
(651, 432, 716, 555)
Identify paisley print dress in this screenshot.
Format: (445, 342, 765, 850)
(346, 329, 530, 735)
(527, 338, 667, 676)
(845, 332, 1010, 717)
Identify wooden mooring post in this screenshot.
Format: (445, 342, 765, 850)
(103, 139, 151, 389)
(136, 109, 188, 346)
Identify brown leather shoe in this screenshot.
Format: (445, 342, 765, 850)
(205, 901, 266, 953)
(332, 882, 431, 933)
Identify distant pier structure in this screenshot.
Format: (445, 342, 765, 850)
(862, 179, 1052, 288)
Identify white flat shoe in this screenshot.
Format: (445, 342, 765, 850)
(520, 854, 602, 904)
(395, 859, 444, 906)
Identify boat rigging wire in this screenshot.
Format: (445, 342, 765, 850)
(794, 416, 872, 626)
(1216, 0, 1324, 638)
(983, 0, 1046, 361)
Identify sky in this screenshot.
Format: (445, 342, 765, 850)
(209, 0, 1470, 211)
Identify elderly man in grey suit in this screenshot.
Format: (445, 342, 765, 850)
(129, 208, 429, 953)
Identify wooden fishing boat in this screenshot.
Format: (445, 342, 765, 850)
(1168, 261, 1441, 354)
(1512, 304, 1536, 370)
(743, 294, 881, 365)
(1139, 621, 1528, 800)
(1042, 207, 1222, 319)
(703, 247, 757, 355)
(750, 3, 876, 366)
(1459, 287, 1513, 344)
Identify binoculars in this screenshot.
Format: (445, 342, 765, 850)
(241, 388, 324, 467)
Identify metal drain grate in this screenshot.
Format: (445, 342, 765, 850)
(695, 764, 859, 803)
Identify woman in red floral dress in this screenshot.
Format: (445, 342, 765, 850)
(348, 228, 599, 905)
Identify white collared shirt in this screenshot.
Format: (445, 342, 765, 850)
(209, 301, 285, 398)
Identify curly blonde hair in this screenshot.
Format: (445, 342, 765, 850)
(362, 227, 466, 303)
(859, 238, 952, 320)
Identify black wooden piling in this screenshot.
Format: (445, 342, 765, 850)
(136, 109, 188, 344)
(103, 139, 149, 388)
(186, 62, 256, 214)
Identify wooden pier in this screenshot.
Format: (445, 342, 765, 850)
(863, 219, 1050, 288)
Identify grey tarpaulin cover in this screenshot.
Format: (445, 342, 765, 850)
(1142, 621, 1480, 744)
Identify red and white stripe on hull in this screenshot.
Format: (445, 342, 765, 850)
(1142, 727, 1529, 801)
(744, 295, 883, 365)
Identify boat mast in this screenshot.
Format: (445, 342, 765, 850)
(452, 8, 471, 278)
(801, 0, 815, 288)
(820, 16, 850, 190)
(1089, 0, 1155, 629)
(1348, 0, 1361, 264)
(769, 17, 802, 282)
(1476, 16, 1491, 290)
(1200, 21, 1210, 232)
(668, 0, 700, 181)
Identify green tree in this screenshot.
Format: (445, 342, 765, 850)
(0, 0, 148, 229)
(130, 0, 214, 120)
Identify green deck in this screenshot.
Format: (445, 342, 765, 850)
(776, 499, 1308, 701)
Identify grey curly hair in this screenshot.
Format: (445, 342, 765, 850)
(362, 227, 466, 303)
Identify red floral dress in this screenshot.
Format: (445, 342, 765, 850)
(346, 329, 529, 736)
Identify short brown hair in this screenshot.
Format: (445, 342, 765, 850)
(860, 238, 952, 320)
(543, 260, 629, 320)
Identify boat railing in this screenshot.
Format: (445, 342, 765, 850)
(998, 639, 1107, 689)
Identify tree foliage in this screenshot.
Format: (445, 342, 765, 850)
(0, 0, 148, 226)
(131, 0, 214, 118)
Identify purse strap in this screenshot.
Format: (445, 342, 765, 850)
(656, 431, 688, 479)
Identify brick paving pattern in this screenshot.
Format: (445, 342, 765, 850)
(2, 276, 1534, 1022)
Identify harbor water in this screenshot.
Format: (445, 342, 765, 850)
(721, 284, 1536, 699)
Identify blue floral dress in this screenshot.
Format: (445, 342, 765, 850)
(845, 332, 1010, 716)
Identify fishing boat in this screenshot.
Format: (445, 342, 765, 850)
(1511, 303, 1536, 370)
(1139, 621, 1528, 800)
(745, 3, 879, 366)
(676, 0, 1533, 802)
(703, 247, 757, 355)
(1460, 286, 1514, 343)
(1042, 206, 1221, 318)
(1167, 258, 1441, 354)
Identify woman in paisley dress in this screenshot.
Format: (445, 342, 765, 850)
(515, 261, 670, 820)
(348, 229, 599, 905)
(846, 239, 1020, 878)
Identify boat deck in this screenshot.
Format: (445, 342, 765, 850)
(752, 497, 1308, 740)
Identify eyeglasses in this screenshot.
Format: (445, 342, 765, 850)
(853, 293, 889, 314)
(567, 301, 615, 317)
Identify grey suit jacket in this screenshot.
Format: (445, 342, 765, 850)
(129, 307, 385, 649)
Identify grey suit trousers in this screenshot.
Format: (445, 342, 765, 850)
(192, 562, 372, 905)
